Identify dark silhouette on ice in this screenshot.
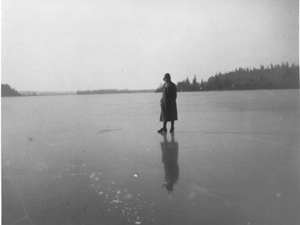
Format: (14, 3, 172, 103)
(98, 128, 121, 134)
(158, 73, 178, 133)
(160, 132, 179, 192)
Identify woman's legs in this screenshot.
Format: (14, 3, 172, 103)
(163, 122, 167, 129)
(170, 121, 175, 132)
(158, 121, 175, 133)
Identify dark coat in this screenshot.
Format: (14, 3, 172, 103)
(160, 81, 178, 122)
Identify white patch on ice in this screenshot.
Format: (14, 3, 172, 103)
(125, 194, 133, 199)
(276, 193, 281, 198)
(135, 222, 141, 224)
(190, 184, 207, 193)
(99, 192, 104, 196)
(134, 174, 138, 177)
(95, 177, 99, 181)
(225, 200, 232, 209)
(36, 161, 49, 172)
(188, 192, 196, 200)
(117, 190, 121, 195)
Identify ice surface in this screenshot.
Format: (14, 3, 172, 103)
(2, 90, 300, 224)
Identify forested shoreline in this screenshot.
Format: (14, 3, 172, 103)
(76, 89, 155, 95)
(156, 63, 299, 92)
(1, 84, 22, 97)
(2, 63, 298, 96)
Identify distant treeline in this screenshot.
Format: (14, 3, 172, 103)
(19, 91, 75, 96)
(77, 89, 155, 95)
(156, 62, 299, 92)
(1, 84, 22, 97)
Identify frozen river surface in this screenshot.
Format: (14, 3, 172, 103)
(2, 90, 300, 225)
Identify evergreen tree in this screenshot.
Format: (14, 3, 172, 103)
(1, 84, 22, 97)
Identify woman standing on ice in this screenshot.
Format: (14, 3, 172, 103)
(158, 73, 178, 133)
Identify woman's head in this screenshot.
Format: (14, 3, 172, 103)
(163, 73, 171, 82)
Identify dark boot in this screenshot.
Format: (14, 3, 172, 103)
(158, 128, 167, 133)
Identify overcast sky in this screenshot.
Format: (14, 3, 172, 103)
(2, 0, 299, 92)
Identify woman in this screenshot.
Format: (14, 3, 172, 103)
(158, 73, 178, 133)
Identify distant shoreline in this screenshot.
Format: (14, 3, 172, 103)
(76, 89, 156, 95)
(3, 89, 156, 97)
(6, 85, 298, 97)
(3, 88, 298, 98)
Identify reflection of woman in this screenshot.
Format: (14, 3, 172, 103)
(160, 133, 179, 192)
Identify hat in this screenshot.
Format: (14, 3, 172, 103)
(163, 73, 171, 81)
